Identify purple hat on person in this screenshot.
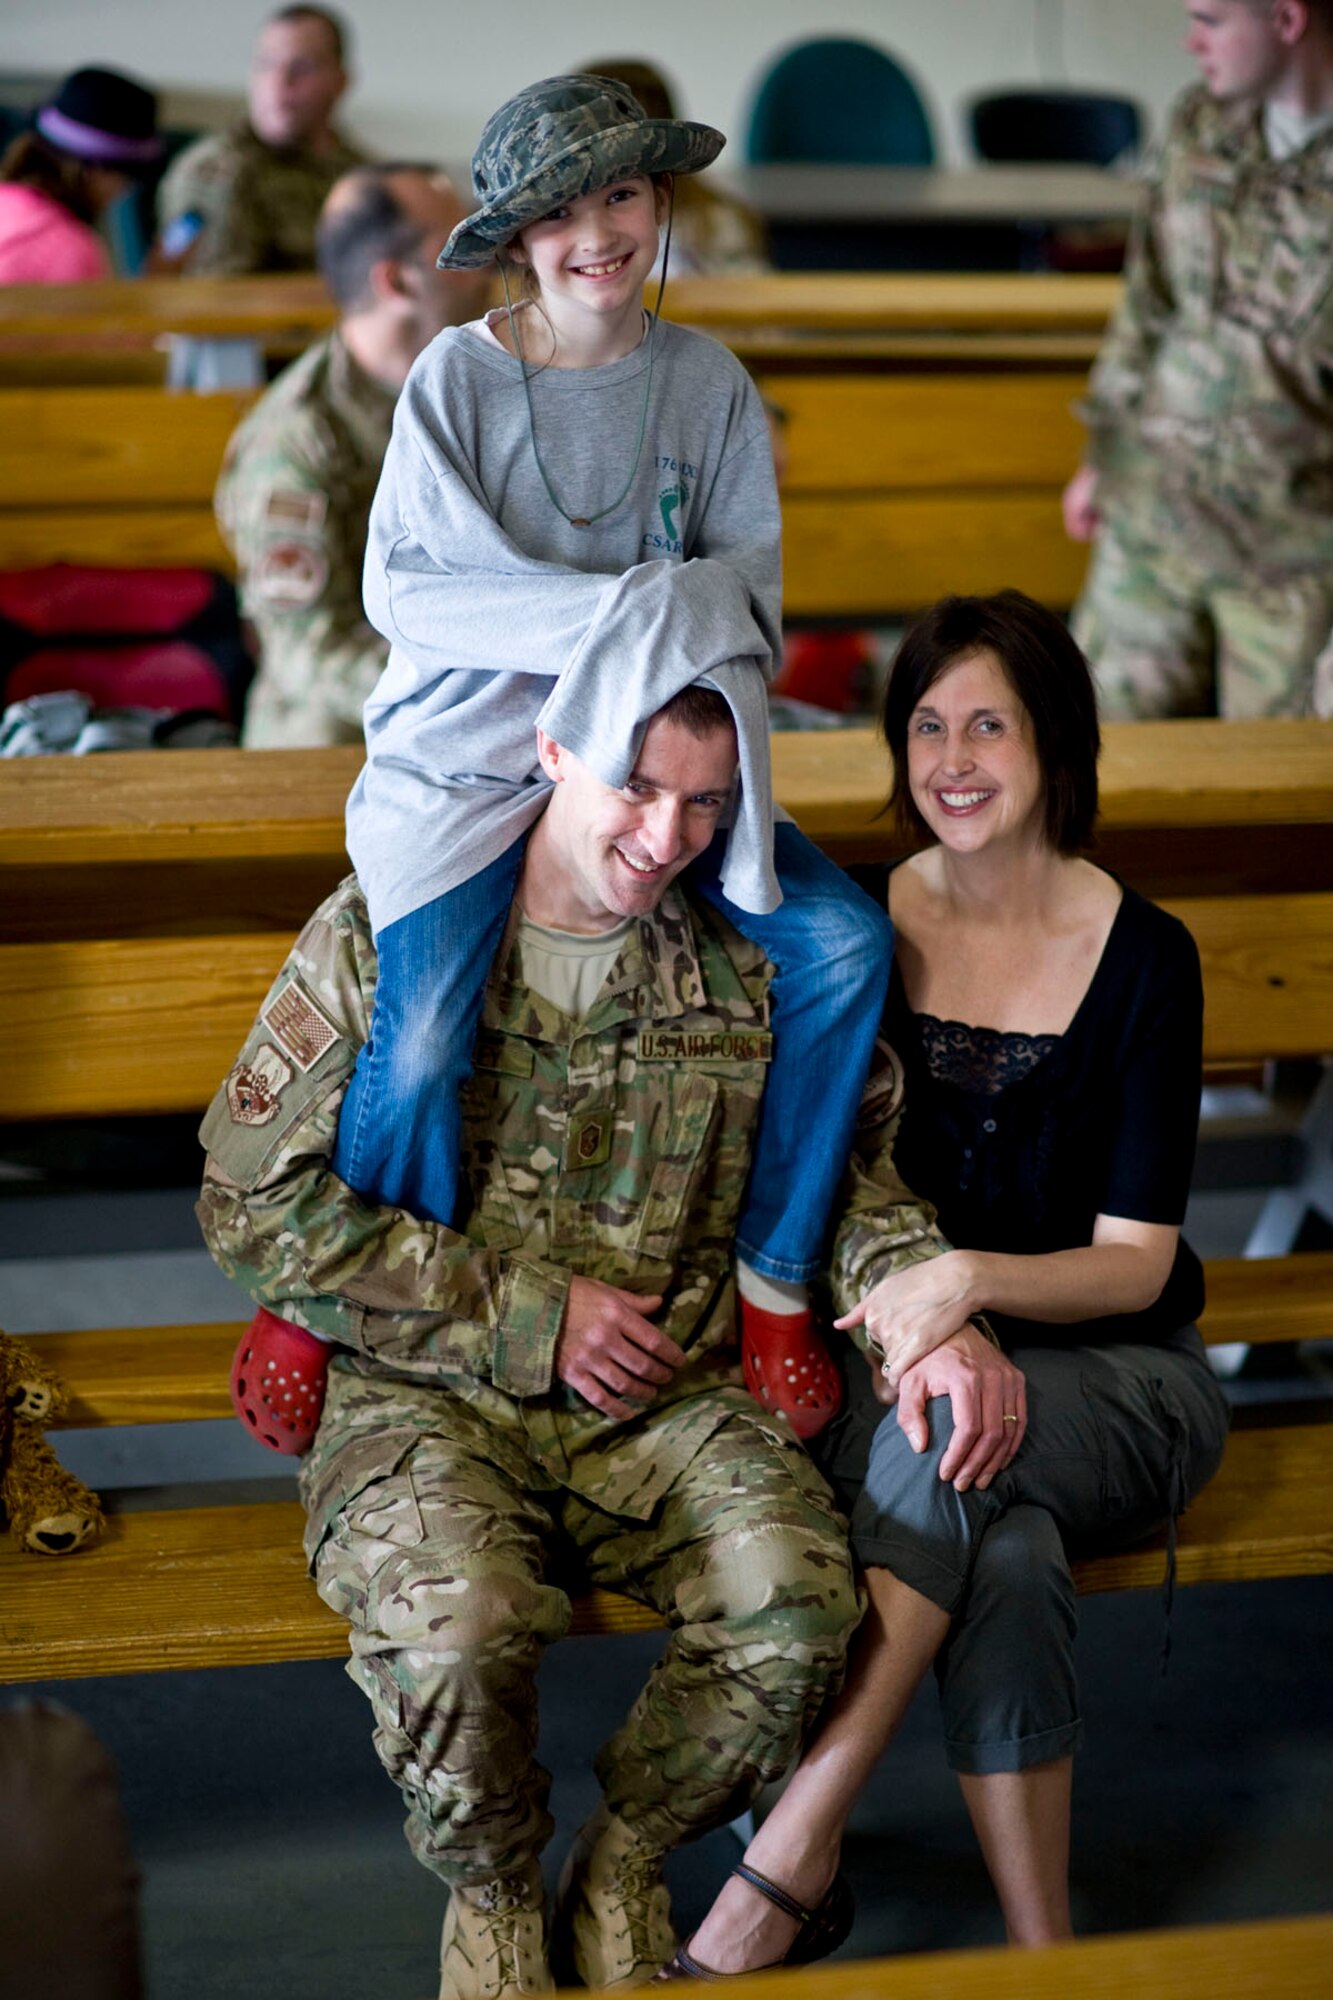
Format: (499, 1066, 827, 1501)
(35, 68, 162, 172)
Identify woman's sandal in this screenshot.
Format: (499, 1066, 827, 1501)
(654, 1863, 854, 1981)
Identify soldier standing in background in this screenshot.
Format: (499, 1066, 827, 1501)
(196, 682, 963, 1999)
(1064, 0, 1333, 718)
(216, 165, 488, 747)
(155, 6, 367, 274)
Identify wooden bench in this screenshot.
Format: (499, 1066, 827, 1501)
(1, 722, 1329, 964)
(0, 373, 1084, 614)
(0, 272, 1118, 614)
(0, 273, 336, 387)
(0, 270, 1115, 370)
(0, 730, 1329, 1681)
(2, 1248, 1329, 1683)
(612, 1914, 1333, 2000)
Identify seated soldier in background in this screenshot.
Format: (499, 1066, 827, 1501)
(1064, 0, 1333, 718)
(154, 5, 368, 274)
(215, 165, 489, 748)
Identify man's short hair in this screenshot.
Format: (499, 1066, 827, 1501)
(317, 163, 437, 310)
(656, 685, 734, 739)
(1240, 0, 1333, 26)
(268, 5, 349, 63)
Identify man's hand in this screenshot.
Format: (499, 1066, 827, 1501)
(1062, 462, 1101, 542)
(835, 1250, 976, 1388)
(885, 1324, 1027, 1493)
(555, 1278, 685, 1419)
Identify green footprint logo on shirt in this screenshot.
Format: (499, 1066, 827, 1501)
(659, 480, 689, 541)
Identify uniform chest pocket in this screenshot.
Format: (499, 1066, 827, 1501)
(1237, 186, 1333, 344)
(633, 1070, 723, 1267)
(459, 1053, 538, 1251)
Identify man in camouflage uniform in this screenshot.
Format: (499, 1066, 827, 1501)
(198, 688, 952, 1998)
(1064, 0, 1333, 718)
(216, 165, 489, 747)
(155, 7, 367, 274)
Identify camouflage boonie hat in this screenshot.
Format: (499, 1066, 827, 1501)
(437, 73, 725, 269)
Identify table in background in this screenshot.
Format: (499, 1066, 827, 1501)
(731, 163, 1141, 271)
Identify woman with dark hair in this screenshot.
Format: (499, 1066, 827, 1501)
(661, 590, 1231, 1976)
(0, 68, 160, 284)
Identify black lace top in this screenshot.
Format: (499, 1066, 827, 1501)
(916, 1015, 1060, 1097)
(882, 875, 1206, 1349)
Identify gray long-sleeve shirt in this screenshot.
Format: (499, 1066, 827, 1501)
(346, 312, 784, 934)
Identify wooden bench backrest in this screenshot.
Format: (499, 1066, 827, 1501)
(0, 384, 251, 571)
(0, 891, 1328, 1123)
(0, 374, 1090, 611)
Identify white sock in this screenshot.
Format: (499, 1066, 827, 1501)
(736, 1261, 810, 1316)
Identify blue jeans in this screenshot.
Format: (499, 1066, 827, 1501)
(332, 822, 892, 1277)
(332, 842, 525, 1227)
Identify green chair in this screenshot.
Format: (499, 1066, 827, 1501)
(746, 36, 935, 165)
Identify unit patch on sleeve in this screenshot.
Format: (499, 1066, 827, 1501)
(262, 977, 341, 1072)
(226, 1043, 294, 1126)
(251, 540, 329, 611)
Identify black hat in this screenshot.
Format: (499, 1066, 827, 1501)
(35, 68, 162, 170)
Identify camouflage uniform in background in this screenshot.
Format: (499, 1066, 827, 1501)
(198, 876, 948, 1888)
(215, 332, 394, 747)
(1073, 84, 1333, 718)
(156, 121, 368, 275)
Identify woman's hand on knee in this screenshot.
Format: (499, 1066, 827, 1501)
(836, 1251, 977, 1387)
(894, 1327, 1027, 1493)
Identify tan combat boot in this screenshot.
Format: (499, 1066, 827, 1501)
(438, 1861, 553, 2000)
(552, 1801, 676, 1989)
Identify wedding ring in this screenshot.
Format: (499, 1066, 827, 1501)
(1002, 1412, 1018, 1424)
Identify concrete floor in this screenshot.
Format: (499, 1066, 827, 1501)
(3, 1152, 1331, 1999)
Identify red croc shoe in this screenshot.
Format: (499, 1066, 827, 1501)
(740, 1301, 843, 1442)
(230, 1309, 329, 1456)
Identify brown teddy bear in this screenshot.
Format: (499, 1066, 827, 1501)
(0, 1328, 104, 1555)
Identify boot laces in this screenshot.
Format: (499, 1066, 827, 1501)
(469, 1878, 537, 1983)
(609, 1843, 667, 1956)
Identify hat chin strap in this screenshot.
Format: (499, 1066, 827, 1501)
(502, 189, 675, 531)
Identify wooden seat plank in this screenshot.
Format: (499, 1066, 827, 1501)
(774, 374, 1087, 490)
(1162, 894, 1333, 1063)
(0, 505, 230, 572)
(0, 274, 335, 350)
(661, 271, 1122, 336)
(27, 1254, 1331, 1441)
(36, 1323, 244, 1426)
(629, 1915, 1333, 2000)
(0, 932, 289, 1119)
(1200, 1252, 1333, 1346)
(3, 894, 1327, 1122)
(0, 386, 254, 507)
(0, 272, 1118, 351)
(1, 1421, 1326, 1684)
(782, 491, 1089, 613)
(0, 725, 1328, 877)
(0, 1500, 665, 1682)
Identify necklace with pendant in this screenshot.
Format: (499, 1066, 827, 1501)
(501, 203, 674, 530)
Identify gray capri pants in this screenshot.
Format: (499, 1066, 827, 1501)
(816, 1331, 1230, 1776)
